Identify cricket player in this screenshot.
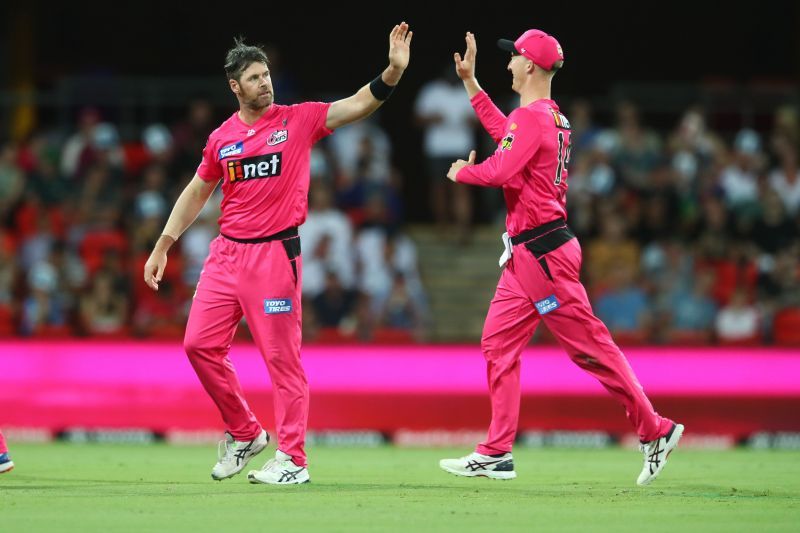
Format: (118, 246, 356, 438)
(438, 29, 683, 486)
(144, 23, 412, 485)
(0, 430, 13, 474)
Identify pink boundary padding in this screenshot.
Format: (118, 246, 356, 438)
(2, 341, 799, 396)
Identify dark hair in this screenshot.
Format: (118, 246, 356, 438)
(224, 36, 269, 81)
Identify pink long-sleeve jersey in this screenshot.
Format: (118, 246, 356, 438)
(457, 90, 571, 235)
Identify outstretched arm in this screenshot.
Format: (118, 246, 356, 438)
(455, 32, 507, 142)
(325, 22, 412, 130)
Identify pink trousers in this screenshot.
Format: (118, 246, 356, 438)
(476, 235, 673, 456)
(184, 235, 308, 466)
(0, 430, 7, 454)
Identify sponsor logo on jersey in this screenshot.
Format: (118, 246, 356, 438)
(267, 129, 288, 146)
(550, 109, 571, 130)
(264, 298, 292, 314)
(501, 132, 515, 151)
(226, 152, 282, 182)
(219, 142, 244, 159)
(247, 129, 256, 137)
(534, 295, 560, 315)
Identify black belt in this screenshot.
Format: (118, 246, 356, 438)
(510, 218, 575, 258)
(221, 226, 298, 244)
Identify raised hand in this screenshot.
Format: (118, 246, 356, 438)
(389, 22, 413, 71)
(453, 32, 477, 81)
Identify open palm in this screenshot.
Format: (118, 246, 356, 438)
(388, 22, 413, 70)
(454, 31, 477, 81)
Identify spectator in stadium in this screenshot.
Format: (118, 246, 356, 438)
(661, 269, 718, 344)
(311, 269, 360, 330)
(299, 184, 356, 299)
(594, 258, 651, 340)
(20, 257, 68, 336)
(767, 133, 800, 217)
(718, 128, 764, 212)
(0, 140, 24, 227)
(608, 100, 662, 192)
(715, 287, 760, 344)
(79, 271, 128, 336)
(415, 63, 478, 243)
(585, 211, 640, 293)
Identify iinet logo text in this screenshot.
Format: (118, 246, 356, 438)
(227, 152, 283, 182)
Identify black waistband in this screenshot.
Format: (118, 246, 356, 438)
(221, 226, 298, 244)
(510, 219, 568, 246)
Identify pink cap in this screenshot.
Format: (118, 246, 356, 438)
(497, 29, 564, 71)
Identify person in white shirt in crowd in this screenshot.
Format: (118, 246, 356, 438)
(719, 128, 764, 210)
(414, 64, 478, 243)
(180, 188, 222, 286)
(355, 222, 427, 319)
(299, 184, 356, 298)
(715, 288, 760, 343)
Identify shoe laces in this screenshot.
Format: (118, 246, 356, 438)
(639, 438, 659, 454)
(259, 457, 278, 472)
(217, 435, 235, 463)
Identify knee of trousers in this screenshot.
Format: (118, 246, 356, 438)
(183, 333, 220, 359)
(480, 334, 506, 362)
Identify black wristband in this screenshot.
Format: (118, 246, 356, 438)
(369, 75, 396, 101)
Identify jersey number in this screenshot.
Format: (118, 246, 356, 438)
(554, 131, 571, 185)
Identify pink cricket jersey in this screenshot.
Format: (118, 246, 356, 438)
(197, 102, 332, 239)
(457, 91, 571, 236)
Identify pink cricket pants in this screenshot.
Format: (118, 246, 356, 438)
(476, 227, 673, 456)
(184, 233, 308, 466)
(0, 430, 7, 454)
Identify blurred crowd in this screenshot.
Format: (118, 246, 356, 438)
(556, 100, 800, 346)
(1, 90, 799, 345)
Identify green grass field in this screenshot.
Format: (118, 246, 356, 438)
(3, 444, 799, 532)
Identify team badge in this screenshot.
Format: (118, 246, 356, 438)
(501, 132, 515, 151)
(267, 129, 288, 146)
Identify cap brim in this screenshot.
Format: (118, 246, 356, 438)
(497, 39, 518, 54)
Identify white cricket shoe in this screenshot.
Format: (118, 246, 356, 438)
(439, 451, 516, 480)
(0, 453, 14, 474)
(637, 423, 684, 486)
(211, 429, 269, 481)
(247, 450, 310, 485)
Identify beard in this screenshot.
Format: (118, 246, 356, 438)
(244, 90, 274, 111)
